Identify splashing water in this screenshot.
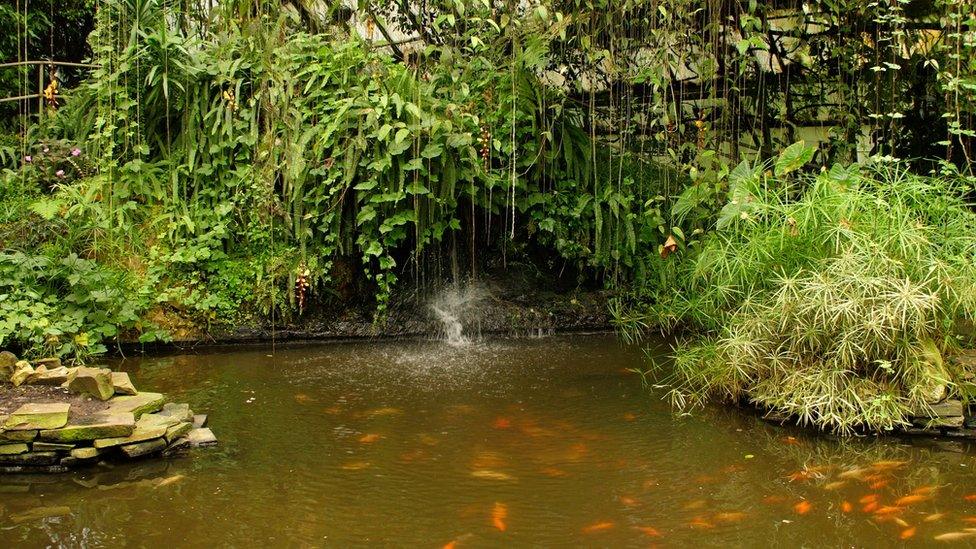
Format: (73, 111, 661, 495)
(429, 283, 487, 345)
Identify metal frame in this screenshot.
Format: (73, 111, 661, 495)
(0, 61, 101, 111)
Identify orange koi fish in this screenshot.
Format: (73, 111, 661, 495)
(924, 513, 947, 522)
(874, 506, 902, 516)
(683, 499, 707, 510)
(859, 494, 879, 504)
(872, 460, 908, 470)
(869, 479, 890, 490)
(912, 486, 936, 496)
(581, 522, 615, 534)
(900, 527, 916, 540)
(783, 436, 799, 445)
(895, 494, 930, 506)
(934, 532, 974, 541)
(635, 526, 661, 537)
(492, 417, 512, 429)
(688, 516, 715, 529)
(841, 501, 853, 513)
(862, 502, 880, 513)
(358, 433, 382, 443)
(442, 542, 457, 549)
(540, 467, 568, 478)
(839, 468, 869, 480)
(964, 494, 976, 502)
(619, 496, 639, 507)
(714, 512, 748, 523)
(794, 501, 812, 515)
(622, 412, 637, 421)
(491, 502, 508, 532)
(962, 517, 976, 525)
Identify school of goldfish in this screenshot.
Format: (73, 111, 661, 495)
(329, 398, 976, 544)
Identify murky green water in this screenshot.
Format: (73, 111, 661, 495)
(4, 335, 976, 546)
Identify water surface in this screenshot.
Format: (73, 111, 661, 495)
(3, 335, 976, 546)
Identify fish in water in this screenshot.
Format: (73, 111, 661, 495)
(581, 521, 615, 534)
(622, 412, 637, 421)
(900, 527, 916, 540)
(366, 407, 402, 418)
(683, 499, 708, 510)
(872, 460, 908, 470)
(340, 461, 371, 471)
(492, 417, 512, 429)
(294, 393, 313, 404)
(635, 526, 661, 537)
(619, 496, 639, 506)
(714, 512, 748, 523)
(925, 513, 947, 522)
(839, 467, 870, 480)
(794, 501, 812, 515)
(934, 532, 974, 541)
(965, 495, 976, 502)
(471, 470, 516, 481)
(841, 501, 853, 513)
(358, 433, 382, 443)
(539, 467, 568, 478)
(154, 474, 185, 489)
(895, 494, 930, 506)
(689, 516, 715, 529)
(492, 502, 508, 532)
(859, 494, 879, 504)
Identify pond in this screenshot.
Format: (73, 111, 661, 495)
(3, 334, 976, 546)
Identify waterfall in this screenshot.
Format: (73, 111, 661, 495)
(429, 283, 486, 345)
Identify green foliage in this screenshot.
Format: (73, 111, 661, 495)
(616, 161, 976, 433)
(0, 250, 165, 361)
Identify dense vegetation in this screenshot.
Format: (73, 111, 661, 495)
(1, 0, 975, 433)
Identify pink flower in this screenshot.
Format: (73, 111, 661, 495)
(71, 148, 81, 157)
(55, 169, 65, 178)
(24, 156, 31, 163)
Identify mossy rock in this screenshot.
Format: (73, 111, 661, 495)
(39, 412, 135, 443)
(0, 443, 28, 455)
(5, 403, 70, 431)
(107, 393, 166, 419)
(0, 351, 17, 378)
(66, 367, 114, 401)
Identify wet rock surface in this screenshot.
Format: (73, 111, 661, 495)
(124, 271, 614, 348)
(0, 353, 217, 473)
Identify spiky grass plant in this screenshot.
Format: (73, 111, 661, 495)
(621, 161, 976, 434)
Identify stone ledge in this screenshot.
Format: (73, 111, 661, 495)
(0, 350, 218, 473)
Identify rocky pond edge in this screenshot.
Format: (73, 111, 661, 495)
(0, 351, 216, 474)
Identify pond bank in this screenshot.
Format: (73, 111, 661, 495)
(0, 354, 216, 473)
(129, 275, 614, 350)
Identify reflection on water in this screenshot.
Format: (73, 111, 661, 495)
(4, 335, 976, 546)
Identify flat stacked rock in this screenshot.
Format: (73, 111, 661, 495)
(0, 353, 216, 473)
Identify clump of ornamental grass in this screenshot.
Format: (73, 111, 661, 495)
(620, 160, 976, 434)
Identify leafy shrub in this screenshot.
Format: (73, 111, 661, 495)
(0, 251, 166, 361)
(617, 158, 976, 433)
